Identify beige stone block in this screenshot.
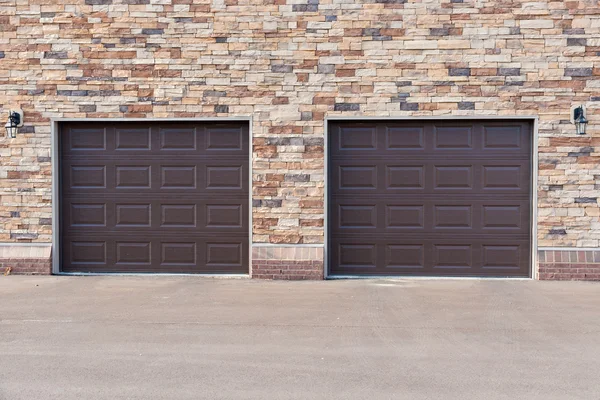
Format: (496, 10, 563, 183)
(405, 40, 437, 50)
(520, 19, 554, 29)
(437, 40, 471, 49)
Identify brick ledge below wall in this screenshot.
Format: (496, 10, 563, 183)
(538, 249, 600, 281)
(252, 246, 324, 280)
(0, 244, 52, 275)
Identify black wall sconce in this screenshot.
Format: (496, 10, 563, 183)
(572, 105, 588, 135)
(4, 109, 23, 138)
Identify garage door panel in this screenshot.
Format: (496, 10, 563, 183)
(330, 238, 530, 277)
(62, 236, 248, 274)
(385, 244, 425, 269)
(205, 126, 245, 151)
(386, 165, 425, 189)
(331, 161, 529, 194)
(69, 240, 107, 265)
(433, 205, 473, 229)
(334, 165, 378, 190)
(205, 165, 245, 190)
(64, 126, 107, 151)
(62, 123, 249, 155)
(385, 125, 425, 150)
(68, 165, 107, 189)
(433, 165, 473, 190)
(205, 242, 244, 268)
(336, 125, 378, 151)
(329, 120, 531, 277)
(115, 241, 152, 265)
(60, 122, 249, 274)
(335, 243, 377, 270)
(64, 198, 249, 234)
(159, 126, 197, 151)
(160, 165, 197, 189)
(481, 244, 523, 271)
(206, 203, 244, 229)
(62, 161, 248, 195)
(331, 198, 528, 235)
(68, 203, 107, 227)
(116, 203, 152, 227)
(433, 244, 473, 269)
(116, 165, 152, 189)
(115, 127, 152, 151)
(481, 162, 529, 191)
(482, 203, 527, 230)
(482, 123, 530, 152)
(433, 125, 473, 150)
(336, 204, 378, 229)
(386, 205, 425, 229)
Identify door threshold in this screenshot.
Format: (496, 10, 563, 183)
(56, 272, 250, 278)
(327, 275, 532, 280)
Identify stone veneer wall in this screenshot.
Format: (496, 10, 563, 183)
(0, 0, 599, 278)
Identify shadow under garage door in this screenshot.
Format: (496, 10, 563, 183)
(60, 121, 249, 274)
(328, 120, 532, 277)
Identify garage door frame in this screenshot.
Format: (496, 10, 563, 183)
(51, 117, 253, 275)
(324, 116, 538, 279)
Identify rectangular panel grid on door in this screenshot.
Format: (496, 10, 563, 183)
(329, 120, 532, 277)
(60, 122, 249, 274)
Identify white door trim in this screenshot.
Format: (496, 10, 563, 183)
(51, 117, 253, 275)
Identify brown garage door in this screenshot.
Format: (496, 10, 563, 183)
(329, 120, 531, 277)
(60, 121, 249, 274)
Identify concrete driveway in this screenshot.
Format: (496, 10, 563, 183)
(0, 276, 599, 400)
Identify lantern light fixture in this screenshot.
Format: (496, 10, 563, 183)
(572, 105, 588, 135)
(4, 109, 23, 139)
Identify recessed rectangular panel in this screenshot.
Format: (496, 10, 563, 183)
(338, 126, 377, 150)
(70, 166, 106, 188)
(116, 204, 151, 227)
(434, 126, 472, 149)
(161, 243, 196, 265)
(206, 127, 243, 150)
(116, 242, 151, 264)
(339, 244, 376, 268)
(206, 166, 243, 189)
(482, 245, 520, 269)
(338, 205, 376, 228)
(386, 166, 424, 189)
(116, 166, 151, 188)
(483, 166, 521, 188)
(71, 242, 106, 264)
(483, 126, 521, 149)
(386, 127, 424, 149)
(434, 245, 472, 268)
(386, 245, 424, 268)
(206, 243, 242, 266)
(434, 206, 472, 228)
(69, 128, 106, 150)
(483, 206, 521, 228)
(161, 205, 196, 227)
(339, 166, 376, 189)
(206, 205, 242, 228)
(70, 204, 106, 226)
(116, 128, 151, 150)
(160, 127, 196, 150)
(387, 206, 424, 228)
(434, 166, 472, 189)
(161, 166, 196, 188)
